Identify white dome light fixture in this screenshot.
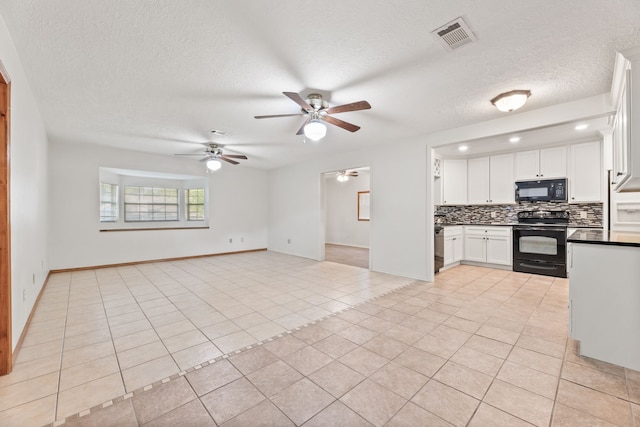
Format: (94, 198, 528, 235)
(304, 119, 327, 141)
(206, 159, 222, 171)
(490, 90, 531, 112)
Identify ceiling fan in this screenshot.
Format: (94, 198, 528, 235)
(174, 143, 247, 171)
(336, 170, 358, 182)
(255, 92, 371, 140)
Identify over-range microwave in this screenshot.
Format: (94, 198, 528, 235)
(515, 178, 567, 202)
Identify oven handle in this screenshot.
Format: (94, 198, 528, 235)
(518, 262, 560, 270)
(513, 226, 567, 232)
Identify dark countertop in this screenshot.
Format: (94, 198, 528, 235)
(568, 229, 640, 247)
(439, 223, 602, 228)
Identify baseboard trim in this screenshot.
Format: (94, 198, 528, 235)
(50, 248, 268, 273)
(11, 271, 51, 370)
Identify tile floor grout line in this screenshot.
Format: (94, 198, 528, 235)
(42, 278, 419, 426)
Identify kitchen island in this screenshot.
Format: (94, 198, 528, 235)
(567, 229, 640, 371)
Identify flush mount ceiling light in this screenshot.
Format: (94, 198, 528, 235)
(206, 159, 222, 171)
(458, 145, 469, 152)
(574, 123, 590, 131)
(490, 90, 531, 112)
(509, 136, 521, 143)
(304, 118, 327, 141)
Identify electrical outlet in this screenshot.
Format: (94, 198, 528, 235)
(287, 238, 291, 244)
(32, 273, 35, 285)
(580, 211, 588, 219)
(491, 211, 497, 218)
(22, 289, 26, 302)
(240, 237, 244, 243)
(229, 238, 233, 243)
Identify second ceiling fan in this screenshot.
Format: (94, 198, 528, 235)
(255, 92, 371, 141)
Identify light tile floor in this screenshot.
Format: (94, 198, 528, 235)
(1, 252, 639, 426)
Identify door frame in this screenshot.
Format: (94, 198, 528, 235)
(0, 60, 11, 375)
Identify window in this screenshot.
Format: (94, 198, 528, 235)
(100, 182, 119, 222)
(124, 186, 179, 222)
(186, 188, 205, 221)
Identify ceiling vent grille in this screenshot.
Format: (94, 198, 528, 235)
(432, 17, 477, 51)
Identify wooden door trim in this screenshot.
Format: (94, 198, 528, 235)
(0, 60, 11, 375)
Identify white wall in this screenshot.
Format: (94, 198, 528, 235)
(324, 169, 370, 247)
(0, 16, 50, 350)
(268, 141, 431, 281)
(49, 140, 268, 269)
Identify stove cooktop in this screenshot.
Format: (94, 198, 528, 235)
(517, 210, 570, 225)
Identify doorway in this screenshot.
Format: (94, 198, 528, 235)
(322, 167, 370, 269)
(0, 61, 11, 375)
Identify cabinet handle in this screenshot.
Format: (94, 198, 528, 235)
(617, 172, 624, 176)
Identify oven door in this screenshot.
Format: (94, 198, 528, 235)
(513, 226, 567, 277)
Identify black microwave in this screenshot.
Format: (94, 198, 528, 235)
(515, 178, 567, 202)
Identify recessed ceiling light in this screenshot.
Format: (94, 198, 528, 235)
(574, 124, 589, 131)
(509, 137, 521, 143)
(458, 145, 468, 152)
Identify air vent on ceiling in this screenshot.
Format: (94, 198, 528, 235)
(432, 17, 477, 51)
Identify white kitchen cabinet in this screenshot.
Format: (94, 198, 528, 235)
(489, 153, 515, 204)
(443, 226, 463, 266)
(569, 141, 601, 202)
(464, 226, 512, 266)
(442, 159, 467, 205)
(569, 240, 640, 371)
(515, 146, 567, 180)
(467, 154, 514, 204)
(610, 47, 638, 191)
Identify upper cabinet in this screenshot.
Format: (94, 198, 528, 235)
(467, 154, 514, 204)
(610, 47, 639, 192)
(442, 159, 467, 205)
(569, 141, 601, 203)
(515, 146, 567, 180)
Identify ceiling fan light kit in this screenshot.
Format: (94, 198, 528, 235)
(206, 159, 222, 171)
(304, 119, 327, 141)
(490, 89, 531, 112)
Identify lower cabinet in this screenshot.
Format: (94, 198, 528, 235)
(443, 226, 463, 266)
(463, 226, 512, 266)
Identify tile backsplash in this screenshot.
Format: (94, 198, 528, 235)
(435, 202, 603, 227)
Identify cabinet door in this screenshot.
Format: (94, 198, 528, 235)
(489, 153, 515, 204)
(467, 157, 489, 204)
(540, 146, 567, 178)
(442, 159, 467, 205)
(569, 141, 601, 202)
(515, 150, 540, 180)
(486, 235, 512, 265)
(464, 234, 486, 262)
(453, 236, 464, 262)
(444, 236, 455, 265)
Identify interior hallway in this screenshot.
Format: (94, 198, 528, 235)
(324, 244, 369, 269)
(0, 252, 639, 426)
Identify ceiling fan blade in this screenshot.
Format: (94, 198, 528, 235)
(324, 115, 361, 132)
(174, 153, 205, 156)
(325, 100, 371, 115)
(199, 156, 212, 162)
(222, 154, 248, 159)
(283, 91, 314, 112)
(347, 172, 359, 176)
(220, 156, 239, 165)
(254, 113, 306, 119)
(296, 117, 311, 135)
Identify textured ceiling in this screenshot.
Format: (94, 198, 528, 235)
(0, 1, 639, 169)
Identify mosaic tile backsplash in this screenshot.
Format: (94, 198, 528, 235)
(435, 202, 603, 227)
